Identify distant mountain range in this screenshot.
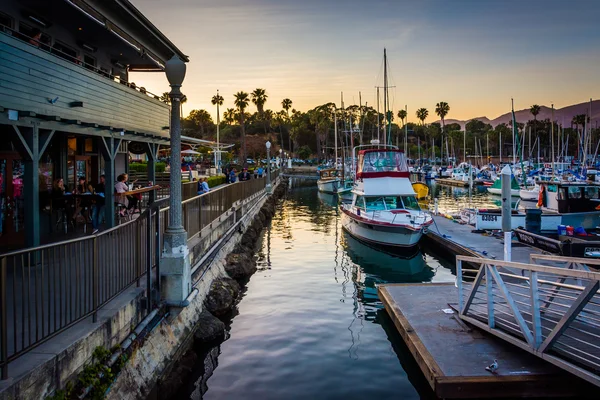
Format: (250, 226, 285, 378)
(435, 100, 600, 130)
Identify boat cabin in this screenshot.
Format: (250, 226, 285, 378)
(540, 181, 600, 213)
(318, 168, 339, 181)
(356, 149, 409, 179)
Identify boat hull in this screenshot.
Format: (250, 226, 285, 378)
(487, 187, 520, 196)
(341, 209, 425, 247)
(317, 179, 339, 194)
(520, 188, 540, 201)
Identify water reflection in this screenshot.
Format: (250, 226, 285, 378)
(177, 185, 453, 400)
(427, 181, 526, 213)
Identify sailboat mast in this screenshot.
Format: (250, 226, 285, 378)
(551, 104, 555, 177)
(383, 48, 388, 146)
(404, 105, 408, 155)
(512, 98, 516, 165)
(358, 92, 363, 145)
(334, 107, 338, 171)
(376, 87, 380, 143)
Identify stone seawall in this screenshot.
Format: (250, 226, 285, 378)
(105, 181, 287, 400)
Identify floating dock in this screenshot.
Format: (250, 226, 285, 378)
(378, 283, 594, 398)
(425, 215, 540, 263)
(435, 178, 470, 187)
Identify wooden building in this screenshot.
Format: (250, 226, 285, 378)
(0, 0, 188, 249)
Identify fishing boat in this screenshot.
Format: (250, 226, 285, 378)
(340, 144, 433, 247)
(317, 168, 342, 194)
(487, 174, 521, 196)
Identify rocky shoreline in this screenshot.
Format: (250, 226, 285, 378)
(155, 182, 286, 399)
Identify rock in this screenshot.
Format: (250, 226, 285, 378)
(158, 348, 199, 397)
(241, 227, 258, 248)
(224, 252, 256, 280)
(204, 278, 240, 316)
(194, 310, 226, 343)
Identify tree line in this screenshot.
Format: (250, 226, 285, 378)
(169, 90, 599, 163)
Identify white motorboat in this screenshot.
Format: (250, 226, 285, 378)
(340, 145, 433, 247)
(519, 184, 540, 201)
(317, 168, 342, 194)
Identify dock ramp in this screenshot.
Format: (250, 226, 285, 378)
(456, 255, 600, 387)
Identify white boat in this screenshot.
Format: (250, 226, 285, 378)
(317, 168, 341, 194)
(340, 144, 433, 247)
(519, 184, 540, 201)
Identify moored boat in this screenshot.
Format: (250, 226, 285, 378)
(317, 168, 342, 194)
(487, 174, 521, 196)
(340, 144, 433, 247)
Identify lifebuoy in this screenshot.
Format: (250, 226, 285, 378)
(537, 185, 545, 208)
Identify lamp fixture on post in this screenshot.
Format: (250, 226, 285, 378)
(161, 55, 191, 305)
(265, 140, 272, 194)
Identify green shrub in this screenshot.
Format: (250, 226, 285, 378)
(207, 176, 226, 188)
(129, 162, 166, 173)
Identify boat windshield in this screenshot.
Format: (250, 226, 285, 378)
(357, 151, 407, 174)
(364, 196, 421, 211)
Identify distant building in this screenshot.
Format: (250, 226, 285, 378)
(0, 0, 188, 250)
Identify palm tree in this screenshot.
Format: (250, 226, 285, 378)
(223, 108, 235, 125)
(416, 108, 429, 126)
(435, 102, 450, 161)
(397, 109, 407, 149)
(282, 98, 293, 152)
(211, 93, 224, 123)
(234, 91, 250, 165)
(251, 88, 268, 133)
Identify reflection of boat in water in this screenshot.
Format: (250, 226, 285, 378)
(317, 191, 338, 207)
(342, 231, 432, 281)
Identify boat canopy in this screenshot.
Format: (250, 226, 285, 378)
(356, 149, 409, 179)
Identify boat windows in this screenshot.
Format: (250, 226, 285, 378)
(547, 185, 557, 192)
(0, 12, 13, 31)
(358, 151, 407, 174)
(401, 196, 420, 211)
(364, 197, 386, 212)
(584, 186, 600, 200)
(568, 186, 582, 199)
(354, 195, 366, 210)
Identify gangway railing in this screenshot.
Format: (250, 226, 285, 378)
(530, 253, 600, 272)
(456, 255, 600, 387)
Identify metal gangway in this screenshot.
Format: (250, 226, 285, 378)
(456, 254, 600, 387)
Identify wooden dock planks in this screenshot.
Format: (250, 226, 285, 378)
(435, 178, 470, 187)
(378, 282, 595, 398)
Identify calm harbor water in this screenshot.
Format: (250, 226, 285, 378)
(178, 181, 456, 400)
(425, 180, 537, 214)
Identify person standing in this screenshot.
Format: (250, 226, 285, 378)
(257, 166, 264, 178)
(239, 168, 251, 181)
(229, 168, 237, 183)
(91, 175, 105, 234)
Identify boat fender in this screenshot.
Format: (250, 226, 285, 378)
(537, 185, 545, 208)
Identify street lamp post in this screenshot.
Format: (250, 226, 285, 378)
(266, 141, 272, 193)
(161, 55, 191, 304)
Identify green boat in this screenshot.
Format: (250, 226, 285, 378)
(486, 175, 521, 196)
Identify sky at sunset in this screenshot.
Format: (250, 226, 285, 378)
(130, 0, 600, 123)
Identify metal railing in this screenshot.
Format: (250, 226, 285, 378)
(0, 171, 279, 379)
(456, 255, 600, 387)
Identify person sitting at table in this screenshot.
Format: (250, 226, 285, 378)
(115, 174, 129, 217)
(91, 175, 105, 234)
(123, 173, 140, 213)
(73, 177, 93, 223)
(52, 178, 68, 230)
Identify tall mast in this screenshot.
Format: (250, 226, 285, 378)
(215, 89, 220, 169)
(551, 104, 555, 177)
(358, 91, 363, 145)
(512, 98, 516, 165)
(376, 87, 380, 143)
(334, 106, 338, 171)
(383, 48, 388, 146)
(404, 105, 408, 155)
